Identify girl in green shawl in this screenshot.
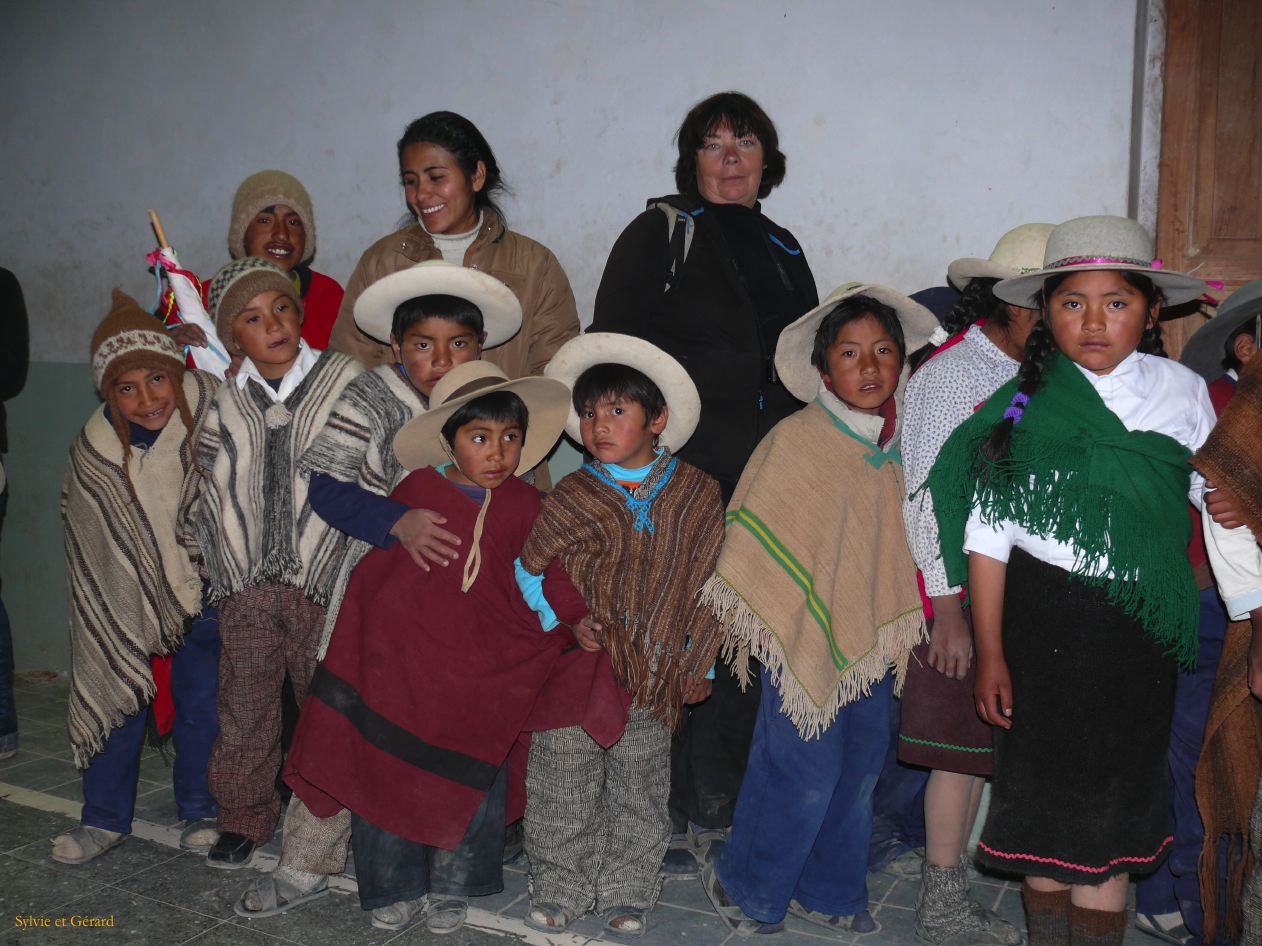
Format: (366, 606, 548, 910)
(926, 216, 1228, 946)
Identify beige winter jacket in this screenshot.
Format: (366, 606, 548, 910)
(329, 213, 580, 379)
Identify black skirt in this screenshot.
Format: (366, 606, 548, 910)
(976, 548, 1178, 886)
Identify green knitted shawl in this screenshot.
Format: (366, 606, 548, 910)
(927, 352, 1198, 667)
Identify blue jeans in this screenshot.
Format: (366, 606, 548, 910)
(0, 487, 16, 750)
(1136, 586, 1228, 939)
(718, 668, 892, 923)
(351, 763, 507, 910)
(81, 606, 220, 833)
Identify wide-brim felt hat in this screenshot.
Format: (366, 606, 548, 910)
(393, 360, 569, 473)
(544, 333, 701, 452)
(354, 260, 523, 347)
(947, 222, 1055, 291)
(1180, 277, 1262, 381)
(775, 282, 940, 403)
(994, 216, 1206, 309)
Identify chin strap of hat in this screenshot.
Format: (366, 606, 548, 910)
(461, 490, 492, 593)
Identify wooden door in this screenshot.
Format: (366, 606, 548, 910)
(1156, 0, 1262, 359)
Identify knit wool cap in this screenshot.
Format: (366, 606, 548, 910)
(207, 257, 304, 346)
(228, 170, 316, 263)
(90, 289, 185, 393)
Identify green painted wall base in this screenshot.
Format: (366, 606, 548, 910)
(0, 361, 585, 673)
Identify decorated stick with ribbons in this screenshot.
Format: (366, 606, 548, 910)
(147, 209, 230, 377)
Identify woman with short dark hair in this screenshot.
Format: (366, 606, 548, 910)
(591, 90, 818, 875)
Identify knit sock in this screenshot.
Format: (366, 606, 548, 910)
(1022, 884, 1071, 946)
(1067, 904, 1126, 946)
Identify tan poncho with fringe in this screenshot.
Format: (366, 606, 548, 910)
(702, 391, 925, 740)
(62, 370, 217, 769)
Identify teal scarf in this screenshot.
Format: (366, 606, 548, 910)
(927, 352, 1198, 667)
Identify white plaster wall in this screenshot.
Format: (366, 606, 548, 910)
(2, 0, 1138, 361)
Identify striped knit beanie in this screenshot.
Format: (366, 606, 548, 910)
(207, 257, 304, 347)
(228, 169, 316, 263)
(90, 290, 185, 393)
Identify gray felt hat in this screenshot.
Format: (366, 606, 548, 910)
(1180, 277, 1262, 381)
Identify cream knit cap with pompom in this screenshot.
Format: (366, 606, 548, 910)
(228, 170, 316, 264)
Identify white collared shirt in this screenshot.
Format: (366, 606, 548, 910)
(962, 351, 1249, 584)
(235, 342, 320, 403)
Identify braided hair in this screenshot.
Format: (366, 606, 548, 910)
(941, 278, 1006, 338)
(980, 271, 1164, 462)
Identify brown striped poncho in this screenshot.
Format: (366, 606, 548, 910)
(518, 456, 725, 724)
(62, 370, 218, 769)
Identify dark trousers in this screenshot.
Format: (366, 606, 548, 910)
(351, 763, 507, 911)
(669, 658, 761, 832)
(0, 488, 15, 746)
(717, 668, 892, 923)
(81, 606, 220, 833)
(1136, 586, 1228, 937)
(868, 693, 928, 870)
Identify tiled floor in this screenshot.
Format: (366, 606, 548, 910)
(0, 673, 1154, 945)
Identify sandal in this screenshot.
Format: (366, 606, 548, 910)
(524, 901, 579, 933)
(370, 897, 427, 932)
(605, 905, 649, 937)
(426, 898, 468, 935)
(50, 826, 125, 865)
(701, 862, 784, 935)
(788, 901, 880, 935)
(234, 872, 330, 919)
(179, 818, 220, 852)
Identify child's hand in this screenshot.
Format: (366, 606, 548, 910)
(928, 605, 973, 680)
(170, 323, 208, 348)
(1205, 482, 1247, 530)
(684, 678, 713, 704)
(390, 508, 461, 571)
(974, 656, 1013, 730)
(573, 614, 603, 652)
(1249, 609, 1262, 701)
(224, 352, 245, 378)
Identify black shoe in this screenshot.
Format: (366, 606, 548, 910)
(206, 831, 257, 869)
(503, 819, 525, 865)
(660, 845, 701, 877)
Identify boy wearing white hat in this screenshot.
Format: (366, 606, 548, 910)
(232, 261, 523, 922)
(281, 361, 576, 935)
(516, 333, 726, 936)
(701, 284, 937, 936)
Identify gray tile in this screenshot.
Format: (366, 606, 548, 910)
(133, 790, 184, 827)
(0, 754, 81, 791)
(11, 830, 182, 886)
(867, 900, 920, 944)
(115, 850, 271, 920)
(216, 886, 392, 946)
(138, 752, 176, 784)
(639, 901, 746, 946)
(470, 869, 527, 915)
(876, 877, 919, 911)
(7, 723, 72, 758)
(656, 873, 725, 914)
(21, 886, 219, 945)
(0, 799, 77, 853)
(176, 922, 300, 945)
(43, 779, 85, 804)
(393, 923, 526, 946)
(0, 854, 105, 919)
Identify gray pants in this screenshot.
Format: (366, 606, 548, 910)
(525, 707, 671, 913)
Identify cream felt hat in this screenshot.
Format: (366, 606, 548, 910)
(544, 333, 702, 452)
(775, 282, 940, 403)
(947, 223, 1055, 291)
(353, 260, 522, 347)
(392, 361, 569, 473)
(994, 216, 1206, 309)
(1180, 277, 1262, 381)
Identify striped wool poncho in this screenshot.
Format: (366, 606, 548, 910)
(62, 370, 217, 768)
(702, 391, 925, 740)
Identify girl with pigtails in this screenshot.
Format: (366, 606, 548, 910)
(926, 216, 1256, 946)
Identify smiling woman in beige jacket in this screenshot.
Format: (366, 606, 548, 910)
(329, 111, 579, 383)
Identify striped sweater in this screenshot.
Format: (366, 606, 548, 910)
(188, 351, 362, 605)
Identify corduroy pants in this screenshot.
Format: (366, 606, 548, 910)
(209, 583, 324, 843)
(526, 707, 671, 914)
(717, 668, 891, 924)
